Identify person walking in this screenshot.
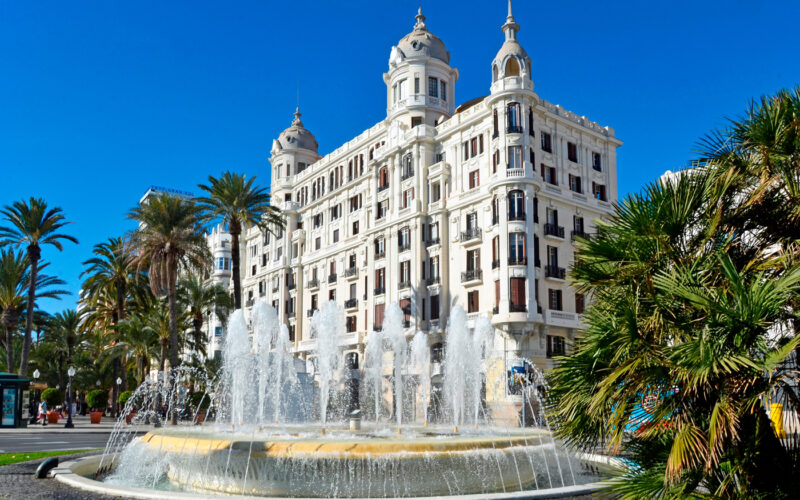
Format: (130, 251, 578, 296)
(38, 400, 48, 426)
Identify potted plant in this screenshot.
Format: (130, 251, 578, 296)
(190, 392, 211, 424)
(87, 389, 108, 424)
(41, 388, 62, 424)
(118, 390, 136, 424)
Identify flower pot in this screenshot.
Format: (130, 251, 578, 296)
(90, 410, 103, 424)
(46, 411, 59, 424)
(125, 410, 137, 425)
(195, 411, 206, 424)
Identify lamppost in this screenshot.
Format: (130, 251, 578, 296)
(116, 377, 122, 418)
(32, 369, 40, 420)
(65, 366, 76, 428)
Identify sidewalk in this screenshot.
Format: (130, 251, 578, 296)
(0, 414, 155, 434)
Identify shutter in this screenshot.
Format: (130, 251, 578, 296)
(510, 278, 520, 306)
(400, 298, 411, 322)
(495, 280, 500, 307)
(375, 303, 385, 328)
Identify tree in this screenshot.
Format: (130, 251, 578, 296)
(128, 193, 208, 424)
(179, 273, 232, 359)
(0, 249, 67, 372)
(196, 172, 284, 309)
(548, 88, 800, 498)
(0, 198, 77, 376)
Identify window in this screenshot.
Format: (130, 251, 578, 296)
(402, 188, 414, 209)
(509, 232, 526, 263)
(529, 148, 535, 166)
(508, 190, 525, 219)
(346, 316, 357, 333)
(548, 289, 563, 310)
(547, 245, 559, 268)
(399, 261, 411, 284)
(534, 235, 540, 266)
(507, 102, 521, 132)
(379, 166, 389, 189)
(352, 221, 359, 235)
(492, 196, 499, 224)
(397, 79, 406, 101)
(492, 235, 500, 266)
(411, 116, 422, 127)
(313, 213, 323, 228)
(375, 237, 385, 257)
(492, 150, 500, 173)
(350, 194, 362, 212)
(528, 108, 535, 136)
(311, 294, 318, 312)
(493, 109, 499, 137)
(428, 222, 439, 242)
(329, 289, 335, 301)
(215, 326, 223, 337)
(398, 227, 411, 249)
(468, 290, 480, 313)
(533, 196, 539, 223)
(377, 199, 389, 219)
(428, 77, 438, 97)
(573, 216, 584, 237)
(495, 280, 500, 309)
(440, 80, 447, 101)
(330, 204, 341, 220)
(375, 268, 386, 289)
(430, 256, 439, 279)
(510, 277, 526, 311)
(541, 132, 552, 153)
(467, 249, 480, 271)
(430, 294, 440, 320)
(575, 293, 585, 314)
(468, 170, 480, 189)
(333, 229, 339, 243)
(568, 174, 582, 193)
(592, 152, 602, 172)
(546, 207, 559, 227)
(508, 145, 522, 169)
(592, 182, 607, 202)
(542, 164, 557, 185)
(567, 142, 578, 162)
(374, 303, 385, 328)
(431, 182, 441, 202)
(414, 77, 420, 94)
(315, 237, 321, 250)
(547, 335, 565, 357)
(470, 137, 478, 157)
(466, 212, 478, 231)
(349, 283, 357, 300)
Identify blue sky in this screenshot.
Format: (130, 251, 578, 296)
(1, 0, 799, 314)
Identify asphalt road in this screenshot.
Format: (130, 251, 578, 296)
(0, 432, 113, 452)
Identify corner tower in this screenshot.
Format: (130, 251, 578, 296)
(384, 8, 459, 127)
(269, 107, 321, 207)
(490, 0, 533, 94)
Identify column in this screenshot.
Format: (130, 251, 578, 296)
(524, 186, 537, 316)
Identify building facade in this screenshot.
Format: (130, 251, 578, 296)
(241, 3, 621, 420)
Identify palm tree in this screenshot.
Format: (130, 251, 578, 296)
(196, 172, 284, 309)
(179, 273, 232, 359)
(0, 197, 77, 376)
(0, 249, 67, 372)
(45, 309, 82, 367)
(128, 193, 208, 424)
(112, 314, 159, 385)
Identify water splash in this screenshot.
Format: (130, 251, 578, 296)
(311, 301, 341, 425)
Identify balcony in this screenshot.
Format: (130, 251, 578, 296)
(545, 265, 566, 279)
(374, 286, 385, 296)
(510, 303, 527, 313)
(307, 309, 317, 318)
(344, 267, 358, 279)
(401, 167, 414, 181)
(491, 215, 499, 226)
(508, 256, 527, 266)
(375, 249, 386, 259)
(307, 279, 319, 290)
(492, 306, 499, 314)
(507, 125, 524, 134)
(259, 289, 266, 297)
(288, 282, 296, 291)
(544, 223, 565, 238)
(378, 184, 390, 193)
(571, 230, 588, 241)
(373, 324, 383, 332)
(461, 227, 482, 243)
(286, 310, 296, 319)
(492, 129, 499, 139)
(398, 280, 411, 290)
(328, 273, 338, 284)
(272, 285, 279, 293)
(345, 298, 358, 309)
(508, 212, 526, 222)
(461, 269, 482, 283)
(245, 299, 254, 307)
(425, 276, 440, 286)
(492, 259, 500, 269)
(398, 243, 411, 253)
(425, 237, 440, 247)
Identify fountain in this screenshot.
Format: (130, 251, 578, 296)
(56, 302, 617, 499)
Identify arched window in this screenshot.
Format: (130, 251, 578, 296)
(379, 166, 389, 189)
(492, 64, 499, 82)
(508, 190, 525, 220)
(505, 57, 520, 77)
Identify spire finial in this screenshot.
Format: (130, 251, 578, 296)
(508, 0, 513, 19)
(502, 0, 520, 40)
(415, 5, 426, 28)
(292, 106, 303, 127)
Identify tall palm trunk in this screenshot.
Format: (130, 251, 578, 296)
(167, 254, 179, 425)
(4, 326, 13, 373)
(230, 220, 242, 309)
(115, 283, 128, 392)
(19, 246, 39, 376)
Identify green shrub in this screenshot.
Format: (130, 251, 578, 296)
(118, 390, 134, 406)
(87, 389, 108, 411)
(189, 391, 211, 411)
(41, 388, 62, 407)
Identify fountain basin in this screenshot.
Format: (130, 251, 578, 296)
(92, 426, 614, 498)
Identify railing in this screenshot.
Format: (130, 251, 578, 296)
(508, 256, 527, 266)
(510, 303, 527, 313)
(307, 279, 319, 289)
(378, 184, 390, 192)
(307, 309, 317, 318)
(374, 286, 385, 296)
(345, 298, 358, 309)
(508, 212, 526, 222)
(506, 168, 525, 178)
(401, 168, 414, 180)
(425, 276, 440, 286)
(461, 227, 482, 242)
(272, 285, 279, 293)
(492, 306, 499, 314)
(288, 282, 296, 291)
(461, 269, 482, 283)
(373, 324, 383, 332)
(537, 305, 543, 314)
(545, 265, 566, 279)
(286, 310, 296, 318)
(398, 243, 411, 252)
(425, 237, 440, 247)
(492, 259, 500, 269)
(571, 230, 587, 241)
(398, 280, 411, 290)
(245, 299, 254, 307)
(535, 258, 541, 268)
(492, 130, 499, 139)
(492, 215, 499, 225)
(328, 273, 337, 283)
(259, 290, 266, 297)
(507, 125, 523, 134)
(375, 250, 386, 259)
(544, 224, 565, 238)
(344, 267, 358, 278)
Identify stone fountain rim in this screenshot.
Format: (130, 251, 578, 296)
(52, 452, 624, 500)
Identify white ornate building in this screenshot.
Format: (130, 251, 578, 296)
(240, 2, 621, 419)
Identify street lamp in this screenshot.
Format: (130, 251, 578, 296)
(32, 370, 40, 420)
(65, 366, 76, 428)
(116, 377, 122, 418)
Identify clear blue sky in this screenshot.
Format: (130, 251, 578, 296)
(1, 0, 799, 314)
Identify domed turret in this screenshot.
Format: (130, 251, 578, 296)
(384, 8, 459, 126)
(273, 107, 319, 155)
(491, 0, 532, 85)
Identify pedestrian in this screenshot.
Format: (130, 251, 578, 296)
(39, 400, 48, 426)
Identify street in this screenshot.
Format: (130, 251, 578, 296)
(0, 432, 112, 452)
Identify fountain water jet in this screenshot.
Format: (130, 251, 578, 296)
(383, 303, 406, 427)
(311, 301, 341, 425)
